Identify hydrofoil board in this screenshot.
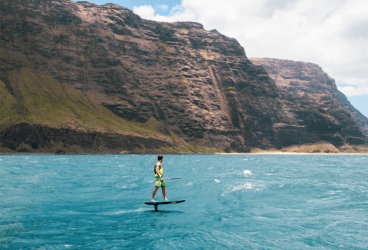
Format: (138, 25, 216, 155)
(144, 200, 186, 212)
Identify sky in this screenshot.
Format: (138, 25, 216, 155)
(71, 0, 368, 117)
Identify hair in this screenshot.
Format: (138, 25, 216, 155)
(158, 155, 163, 161)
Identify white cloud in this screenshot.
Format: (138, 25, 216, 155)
(338, 85, 368, 97)
(133, 0, 368, 98)
(134, 4, 197, 22)
(133, 5, 156, 20)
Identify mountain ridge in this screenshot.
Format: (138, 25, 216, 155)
(0, 0, 366, 153)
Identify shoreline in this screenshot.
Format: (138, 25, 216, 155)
(215, 152, 367, 155)
(0, 152, 367, 156)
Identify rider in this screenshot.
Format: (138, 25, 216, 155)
(151, 155, 167, 201)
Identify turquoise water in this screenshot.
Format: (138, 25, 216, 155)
(1, 154, 367, 249)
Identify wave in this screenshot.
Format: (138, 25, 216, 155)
(233, 183, 252, 191)
(243, 170, 252, 176)
(221, 182, 253, 196)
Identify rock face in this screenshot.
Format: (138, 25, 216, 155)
(0, 0, 366, 151)
(250, 58, 368, 140)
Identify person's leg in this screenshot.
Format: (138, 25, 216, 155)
(162, 186, 167, 201)
(151, 186, 158, 201)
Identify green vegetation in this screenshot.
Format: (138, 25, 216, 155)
(0, 147, 14, 153)
(250, 148, 281, 154)
(130, 145, 224, 154)
(0, 68, 170, 140)
(0, 67, 225, 154)
(281, 143, 340, 153)
(352, 145, 368, 153)
(159, 42, 169, 56)
(339, 144, 359, 154)
(225, 86, 235, 91)
(1, 66, 365, 155)
(248, 143, 368, 154)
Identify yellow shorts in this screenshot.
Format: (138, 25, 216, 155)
(155, 176, 166, 187)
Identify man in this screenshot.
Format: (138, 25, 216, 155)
(151, 155, 167, 201)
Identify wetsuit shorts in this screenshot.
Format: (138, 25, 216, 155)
(155, 176, 166, 187)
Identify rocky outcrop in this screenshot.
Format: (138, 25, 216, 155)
(337, 92, 368, 139)
(0, 0, 366, 152)
(250, 58, 368, 140)
(0, 122, 173, 153)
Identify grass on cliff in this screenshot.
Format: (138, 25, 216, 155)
(249, 142, 368, 154)
(0, 68, 175, 142)
(280, 143, 340, 153)
(0, 67, 225, 153)
(250, 143, 339, 153)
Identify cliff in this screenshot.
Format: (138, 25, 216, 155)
(250, 58, 368, 140)
(0, 0, 366, 153)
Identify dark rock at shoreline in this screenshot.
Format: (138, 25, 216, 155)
(1, 122, 173, 153)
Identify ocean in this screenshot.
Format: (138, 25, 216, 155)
(1, 154, 367, 249)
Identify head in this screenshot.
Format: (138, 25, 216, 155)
(158, 155, 164, 162)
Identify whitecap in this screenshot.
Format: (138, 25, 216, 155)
(243, 159, 248, 161)
(214, 179, 220, 183)
(243, 170, 252, 176)
(221, 182, 253, 196)
(233, 183, 252, 191)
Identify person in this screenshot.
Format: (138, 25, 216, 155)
(151, 155, 167, 201)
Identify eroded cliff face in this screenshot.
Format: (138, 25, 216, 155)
(250, 58, 368, 140)
(0, 0, 366, 151)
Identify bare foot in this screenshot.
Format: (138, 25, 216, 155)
(151, 199, 156, 202)
(164, 199, 168, 201)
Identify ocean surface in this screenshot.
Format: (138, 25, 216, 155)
(0, 154, 367, 249)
